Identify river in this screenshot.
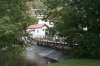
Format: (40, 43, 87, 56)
(0, 48, 57, 66)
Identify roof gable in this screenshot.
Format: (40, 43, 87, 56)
(27, 24, 45, 29)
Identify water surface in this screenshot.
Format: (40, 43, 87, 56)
(0, 49, 57, 66)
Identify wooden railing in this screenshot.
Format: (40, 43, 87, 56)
(34, 37, 68, 49)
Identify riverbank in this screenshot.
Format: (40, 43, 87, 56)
(45, 59, 100, 66)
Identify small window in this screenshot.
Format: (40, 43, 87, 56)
(42, 29, 45, 31)
(37, 30, 39, 33)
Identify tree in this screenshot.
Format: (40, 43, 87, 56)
(0, 0, 36, 55)
(32, 0, 46, 9)
(43, 0, 100, 58)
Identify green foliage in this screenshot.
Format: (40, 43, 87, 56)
(0, 0, 36, 54)
(44, 0, 100, 58)
(45, 26, 56, 37)
(32, 0, 46, 9)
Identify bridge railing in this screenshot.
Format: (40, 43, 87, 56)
(34, 37, 67, 44)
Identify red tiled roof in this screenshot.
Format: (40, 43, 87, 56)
(27, 24, 45, 29)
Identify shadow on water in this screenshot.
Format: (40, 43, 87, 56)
(0, 50, 57, 66)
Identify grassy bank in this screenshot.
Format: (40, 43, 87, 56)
(45, 59, 100, 66)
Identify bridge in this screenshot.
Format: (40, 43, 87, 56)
(34, 37, 69, 49)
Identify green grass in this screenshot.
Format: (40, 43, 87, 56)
(45, 59, 100, 66)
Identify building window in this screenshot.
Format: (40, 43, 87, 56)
(42, 29, 45, 31)
(37, 30, 39, 33)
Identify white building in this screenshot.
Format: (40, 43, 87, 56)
(27, 18, 53, 38)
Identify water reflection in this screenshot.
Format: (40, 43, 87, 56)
(0, 49, 57, 66)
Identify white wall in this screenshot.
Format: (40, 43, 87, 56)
(38, 19, 53, 27)
(27, 26, 47, 38)
(27, 18, 54, 38)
